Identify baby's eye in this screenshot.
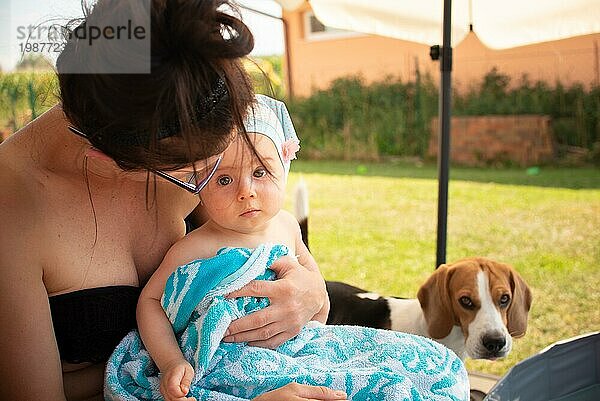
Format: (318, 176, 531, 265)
(253, 167, 267, 178)
(217, 175, 233, 186)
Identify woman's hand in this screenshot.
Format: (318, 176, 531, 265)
(159, 359, 196, 401)
(224, 255, 328, 348)
(253, 383, 348, 401)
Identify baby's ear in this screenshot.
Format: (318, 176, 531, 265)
(85, 147, 113, 161)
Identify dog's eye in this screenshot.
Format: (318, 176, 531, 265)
(459, 296, 474, 309)
(499, 294, 511, 307)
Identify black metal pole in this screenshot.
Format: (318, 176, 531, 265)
(436, 0, 453, 268)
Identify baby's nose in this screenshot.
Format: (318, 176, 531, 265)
(237, 177, 256, 200)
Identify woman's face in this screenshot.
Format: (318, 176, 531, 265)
(199, 133, 286, 234)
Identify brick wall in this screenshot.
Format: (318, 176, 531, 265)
(428, 115, 555, 166)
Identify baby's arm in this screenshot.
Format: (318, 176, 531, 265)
(137, 238, 202, 400)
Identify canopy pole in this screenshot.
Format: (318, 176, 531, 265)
(436, 0, 452, 268)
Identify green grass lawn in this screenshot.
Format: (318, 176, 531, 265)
(285, 160, 600, 377)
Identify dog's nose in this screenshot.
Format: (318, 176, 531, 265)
(482, 335, 506, 354)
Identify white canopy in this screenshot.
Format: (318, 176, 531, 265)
(275, 0, 600, 49)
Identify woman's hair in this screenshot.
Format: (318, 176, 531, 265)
(57, 0, 255, 171)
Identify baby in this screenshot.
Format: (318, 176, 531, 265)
(105, 95, 469, 401)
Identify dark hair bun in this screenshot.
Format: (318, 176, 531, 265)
(58, 0, 255, 171)
(155, 0, 254, 62)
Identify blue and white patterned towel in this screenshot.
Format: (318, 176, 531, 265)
(105, 244, 469, 401)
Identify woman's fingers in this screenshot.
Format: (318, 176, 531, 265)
(252, 383, 347, 401)
(224, 301, 276, 336)
(226, 278, 276, 299)
(223, 302, 305, 347)
(223, 319, 290, 348)
(224, 280, 291, 333)
(268, 255, 303, 274)
(224, 255, 327, 347)
(295, 384, 347, 400)
(223, 309, 300, 346)
(247, 330, 291, 349)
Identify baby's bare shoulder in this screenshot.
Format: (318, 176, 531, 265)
(167, 225, 223, 265)
(277, 209, 300, 229)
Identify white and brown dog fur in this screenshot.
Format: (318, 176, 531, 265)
(326, 258, 532, 360)
(293, 181, 532, 360)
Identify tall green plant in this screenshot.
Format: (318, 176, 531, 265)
(0, 73, 27, 131)
(0, 72, 57, 133)
(288, 73, 438, 160)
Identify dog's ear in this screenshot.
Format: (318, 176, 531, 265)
(417, 264, 455, 339)
(507, 267, 532, 338)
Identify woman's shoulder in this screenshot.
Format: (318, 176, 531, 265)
(0, 135, 45, 222)
(0, 129, 53, 279)
(0, 159, 44, 294)
(0, 157, 38, 229)
(0, 112, 59, 215)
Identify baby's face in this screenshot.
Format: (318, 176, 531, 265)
(199, 133, 286, 234)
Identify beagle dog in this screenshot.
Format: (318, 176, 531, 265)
(326, 257, 532, 360)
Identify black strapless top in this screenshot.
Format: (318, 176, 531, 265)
(49, 285, 141, 364)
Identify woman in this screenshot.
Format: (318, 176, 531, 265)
(0, 1, 341, 400)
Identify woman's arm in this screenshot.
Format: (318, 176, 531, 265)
(294, 236, 330, 324)
(0, 214, 66, 400)
(223, 212, 329, 348)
